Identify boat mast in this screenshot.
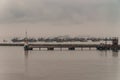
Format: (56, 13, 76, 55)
(25, 30, 28, 40)
(24, 29, 28, 46)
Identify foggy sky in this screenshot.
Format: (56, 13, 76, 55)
(0, 0, 120, 39)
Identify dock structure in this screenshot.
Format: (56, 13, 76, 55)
(24, 38, 120, 51)
(96, 38, 120, 51)
(24, 43, 120, 51)
(26, 44, 99, 51)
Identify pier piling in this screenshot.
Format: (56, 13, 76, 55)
(47, 48, 54, 50)
(68, 47, 75, 50)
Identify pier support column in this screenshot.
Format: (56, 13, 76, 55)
(47, 48, 54, 51)
(68, 47, 75, 50)
(89, 47, 91, 50)
(112, 38, 119, 51)
(60, 48, 62, 51)
(39, 48, 41, 51)
(81, 47, 83, 50)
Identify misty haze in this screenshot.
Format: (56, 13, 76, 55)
(0, 0, 120, 40)
(0, 0, 120, 80)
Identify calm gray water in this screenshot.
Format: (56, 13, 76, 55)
(0, 47, 120, 80)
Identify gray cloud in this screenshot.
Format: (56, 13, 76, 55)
(0, 0, 120, 25)
(0, 0, 120, 39)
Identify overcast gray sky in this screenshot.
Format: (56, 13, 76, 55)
(0, 0, 120, 39)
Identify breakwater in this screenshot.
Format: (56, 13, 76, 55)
(0, 43, 24, 46)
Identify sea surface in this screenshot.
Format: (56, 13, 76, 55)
(0, 46, 120, 80)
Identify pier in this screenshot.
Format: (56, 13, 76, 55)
(0, 38, 119, 51)
(23, 44, 120, 51)
(0, 43, 24, 46)
(24, 38, 120, 51)
(27, 44, 99, 51)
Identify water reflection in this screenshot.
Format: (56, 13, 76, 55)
(112, 51, 119, 57)
(99, 51, 108, 57)
(24, 51, 29, 79)
(98, 50, 119, 57)
(22, 49, 120, 80)
(24, 50, 119, 58)
(1, 47, 120, 80)
(24, 51, 28, 57)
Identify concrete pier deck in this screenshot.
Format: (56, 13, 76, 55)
(0, 43, 119, 51)
(25, 44, 116, 51)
